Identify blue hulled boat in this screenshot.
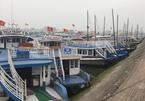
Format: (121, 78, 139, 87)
(66, 39, 128, 65)
(0, 29, 67, 101)
(38, 35, 90, 94)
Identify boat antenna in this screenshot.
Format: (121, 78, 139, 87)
(87, 10, 89, 41)
(112, 9, 116, 49)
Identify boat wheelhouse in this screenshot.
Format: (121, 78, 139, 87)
(39, 35, 90, 94)
(120, 36, 140, 51)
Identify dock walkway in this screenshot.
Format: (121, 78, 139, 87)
(77, 39, 145, 101)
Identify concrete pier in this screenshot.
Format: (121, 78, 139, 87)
(77, 39, 145, 101)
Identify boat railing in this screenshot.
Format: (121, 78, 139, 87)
(52, 49, 59, 77)
(68, 41, 96, 47)
(104, 41, 116, 54)
(0, 66, 25, 101)
(93, 40, 116, 54)
(29, 48, 50, 59)
(9, 47, 51, 59)
(95, 48, 106, 59)
(58, 49, 65, 80)
(68, 40, 109, 48)
(79, 70, 90, 82)
(8, 50, 27, 100)
(105, 41, 116, 53)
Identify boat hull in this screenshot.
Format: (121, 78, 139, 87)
(80, 57, 106, 65)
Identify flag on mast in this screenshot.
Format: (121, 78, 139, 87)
(47, 26, 53, 32)
(0, 20, 5, 26)
(63, 28, 68, 32)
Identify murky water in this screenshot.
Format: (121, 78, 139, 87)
(80, 64, 112, 78)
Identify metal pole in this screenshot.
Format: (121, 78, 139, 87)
(126, 18, 129, 50)
(131, 26, 133, 36)
(103, 16, 106, 37)
(94, 15, 97, 40)
(11, 0, 14, 27)
(87, 10, 89, 41)
(112, 9, 116, 49)
(116, 15, 119, 46)
(25, 79, 27, 100)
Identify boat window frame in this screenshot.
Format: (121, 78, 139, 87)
(70, 59, 78, 68)
(7, 38, 12, 43)
(22, 38, 25, 43)
(16, 38, 20, 42)
(0, 38, 4, 43)
(12, 38, 16, 43)
(88, 49, 93, 56)
(83, 50, 87, 55)
(77, 49, 81, 54)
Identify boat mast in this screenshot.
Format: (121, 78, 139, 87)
(136, 24, 139, 38)
(11, 0, 13, 26)
(94, 15, 97, 40)
(87, 10, 89, 41)
(112, 9, 116, 49)
(116, 15, 119, 46)
(131, 26, 133, 36)
(103, 16, 105, 37)
(126, 18, 129, 49)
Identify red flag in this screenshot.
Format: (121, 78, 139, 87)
(72, 24, 75, 27)
(77, 31, 82, 35)
(0, 20, 5, 26)
(47, 26, 53, 32)
(63, 28, 68, 32)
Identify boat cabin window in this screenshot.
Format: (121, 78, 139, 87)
(83, 50, 87, 55)
(7, 38, 12, 43)
(22, 38, 25, 43)
(77, 49, 89, 55)
(43, 42, 49, 47)
(88, 49, 93, 56)
(42, 67, 48, 78)
(0, 38, 4, 43)
(16, 38, 20, 42)
(70, 59, 78, 68)
(12, 38, 16, 42)
(78, 49, 81, 54)
(0, 31, 2, 35)
(50, 42, 60, 47)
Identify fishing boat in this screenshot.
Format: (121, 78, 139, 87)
(0, 29, 68, 101)
(38, 35, 90, 94)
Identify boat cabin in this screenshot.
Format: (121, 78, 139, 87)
(0, 35, 33, 49)
(39, 35, 81, 76)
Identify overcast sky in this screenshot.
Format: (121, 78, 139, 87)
(0, 0, 145, 32)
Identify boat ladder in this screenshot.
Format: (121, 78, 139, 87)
(52, 49, 65, 80)
(95, 48, 106, 59)
(7, 49, 27, 101)
(105, 41, 116, 54)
